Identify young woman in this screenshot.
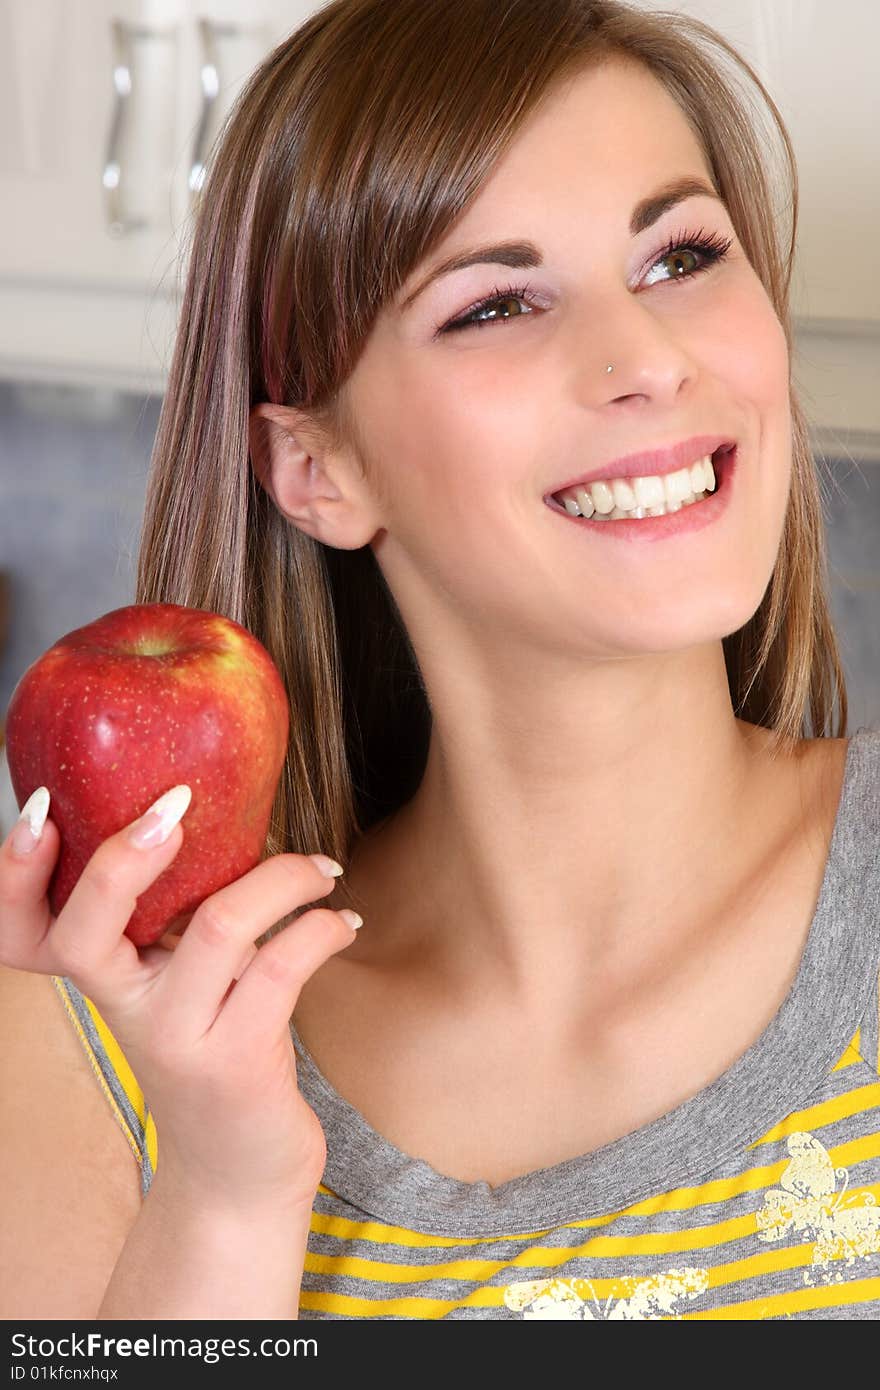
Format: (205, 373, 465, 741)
(2, 0, 878, 1321)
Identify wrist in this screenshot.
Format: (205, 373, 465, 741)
(148, 1162, 318, 1226)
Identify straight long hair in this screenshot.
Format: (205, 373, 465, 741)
(135, 0, 848, 930)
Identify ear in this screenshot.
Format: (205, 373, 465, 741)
(248, 403, 331, 516)
(248, 401, 379, 550)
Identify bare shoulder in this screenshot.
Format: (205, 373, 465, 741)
(0, 963, 143, 1319)
(745, 725, 850, 852)
(797, 733, 852, 857)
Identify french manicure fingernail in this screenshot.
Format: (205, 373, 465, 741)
(308, 853, 345, 878)
(338, 909, 363, 931)
(128, 785, 192, 849)
(10, 787, 50, 856)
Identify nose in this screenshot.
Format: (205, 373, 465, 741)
(579, 294, 700, 405)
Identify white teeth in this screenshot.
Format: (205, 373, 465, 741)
(611, 477, 636, 510)
(664, 466, 694, 505)
(633, 474, 666, 508)
(557, 454, 718, 520)
(587, 480, 615, 515)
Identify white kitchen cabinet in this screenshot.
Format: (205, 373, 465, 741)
(0, 0, 319, 391)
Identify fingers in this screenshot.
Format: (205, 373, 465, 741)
(0, 782, 358, 1071)
(0, 784, 188, 999)
(0, 788, 59, 973)
(48, 792, 190, 1000)
(152, 855, 344, 1043)
(214, 904, 359, 1054)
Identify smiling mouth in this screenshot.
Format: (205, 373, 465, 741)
(547, 444, 734, 520)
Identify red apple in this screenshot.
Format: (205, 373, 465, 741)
(4, 602, 290, 947)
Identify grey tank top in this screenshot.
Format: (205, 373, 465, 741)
(55, 725, 880, 1319)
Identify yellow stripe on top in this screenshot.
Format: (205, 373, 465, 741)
(295, 1274, 880, 1321)
(51, 975, 144, 1171)
(84, 992, 159, 1176)
(832, 1028, 862, 1069)
(50, 976, 158, 1179)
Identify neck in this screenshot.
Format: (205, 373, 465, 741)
(339, 642, 802, 1020)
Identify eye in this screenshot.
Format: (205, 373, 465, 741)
(642, 226, 734, 288)
(437, 225, 734, 336)
(437, 280, 540, 336)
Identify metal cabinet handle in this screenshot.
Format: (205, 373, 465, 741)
(102, 18, 175, 238)
(189, 18, 247, 206)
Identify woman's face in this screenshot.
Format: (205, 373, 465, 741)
(340, 58, 792, 666)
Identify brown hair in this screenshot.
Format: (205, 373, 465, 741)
(135, 0, 848, 930)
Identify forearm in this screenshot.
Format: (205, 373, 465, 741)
(97, 1176, 314, 1320)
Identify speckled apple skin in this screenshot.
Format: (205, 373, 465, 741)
(5, 603, 290, 947)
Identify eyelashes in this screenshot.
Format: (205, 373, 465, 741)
(436, 225, 735, 336)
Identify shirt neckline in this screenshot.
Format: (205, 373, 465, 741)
(289, 726, 880, 1238)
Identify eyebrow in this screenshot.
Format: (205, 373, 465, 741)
(397, 175, 724, 313)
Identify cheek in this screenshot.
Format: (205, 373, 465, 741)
(358, 374, 530, 606)
(712, 277, 791, 414)
(356, 354, 527, 523)
(710, 283, 792, 499)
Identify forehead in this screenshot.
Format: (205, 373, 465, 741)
(473, 58, 710, 205)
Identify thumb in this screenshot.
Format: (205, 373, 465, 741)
(0, 787, 59, 970)
(7, 786, 53, 860)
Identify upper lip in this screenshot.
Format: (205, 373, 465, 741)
(546, 434, 737, 499)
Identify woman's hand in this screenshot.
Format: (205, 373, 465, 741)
(0, 785, 361, 1213)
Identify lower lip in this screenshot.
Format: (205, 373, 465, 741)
(544, 446, 738, 544)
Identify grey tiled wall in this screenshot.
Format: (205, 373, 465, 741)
(1, 378, 878, 836)
(0, 381, 162, 837)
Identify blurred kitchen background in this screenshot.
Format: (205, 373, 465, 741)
(1, 0, 879, 837)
